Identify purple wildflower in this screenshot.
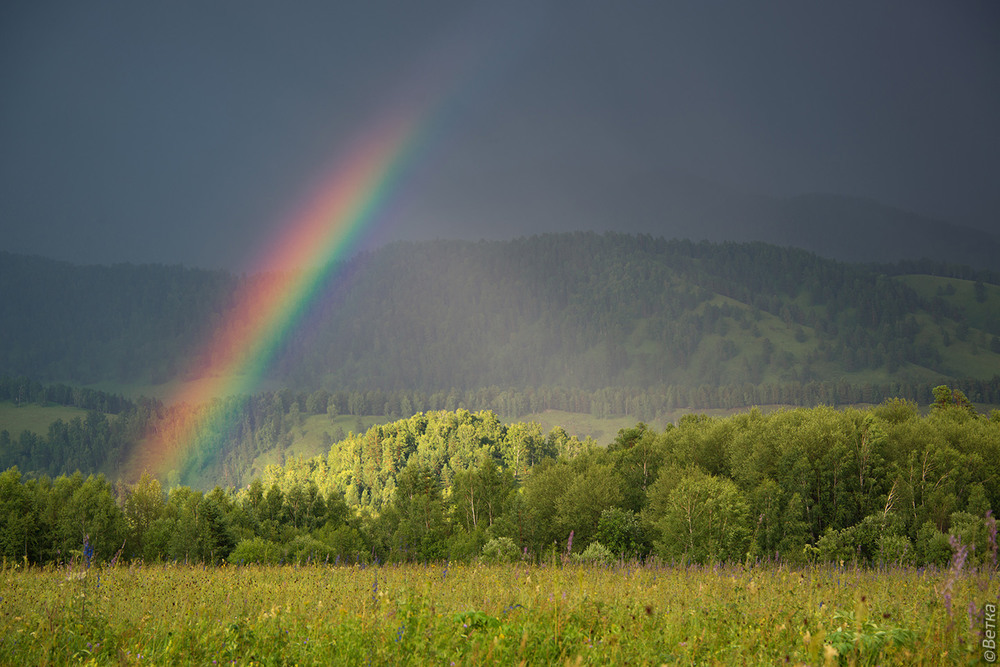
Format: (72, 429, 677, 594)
(949, 534, 969, 574)
(82, 534, 93, 568)
(942, 534, 970, 625)
(987, 510, 998, 570)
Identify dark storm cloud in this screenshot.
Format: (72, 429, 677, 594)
(1, 1, 997, 269)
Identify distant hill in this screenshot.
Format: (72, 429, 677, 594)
(723, 193, 1000, 270)
(283, 234, 1000, 394)
(0, 253, 235, 384)
(3, 235, 1000, 404)
(411, 167, 1000, 272)
(610, 174, 1000, 270)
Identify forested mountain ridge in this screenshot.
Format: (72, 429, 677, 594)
(3, 233, 1000, 397)
(0, 253, 236, 383)
(287, 233, 1000, 392)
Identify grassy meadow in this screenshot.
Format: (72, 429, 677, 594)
(1, 560, 995, 665)
(0, 401, 93, 436)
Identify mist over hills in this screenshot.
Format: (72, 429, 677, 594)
(425, 167, 1000, 271)
(689, 191, 1000, 270)
(3, 233, 1000, 409)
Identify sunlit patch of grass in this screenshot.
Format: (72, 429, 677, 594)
(0, 560, 991, 665)
(515, 410, 666, 445)
(0, 401, 94, 436)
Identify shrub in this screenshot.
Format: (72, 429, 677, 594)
(915, 521, 951, 567)
(229, 537, 282, 565)
(312, 523, 368, 564)
(284, 535, 335, 564)
(596, 507, 645, 558)
(816, 526, 858, 564)
(877, 534, 914, 566)
(949, 511, 991, 566)
(481, 537, 519, 564)
(575, 540, 615, 565)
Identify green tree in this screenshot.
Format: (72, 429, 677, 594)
(165, 487, 203, 562)
(975, 280, 987, 303)
(391, 464, 450, 561)
(0, 468, 37, 561)
(47, 473, 127, 563)
(610, 423, 663, 512)
(595, 507, 646, 558)
(554, 459, 624, 553)
(931, 385, 976, 417)
(123, 472, 166, 561)
(519, 459, 574, 555)
(779, 492, 811, 563)
(650, 467, 750, 563)
(451, 457, 515, 533)
(503, 422, 549, 478)
(200, 487, 236, 563)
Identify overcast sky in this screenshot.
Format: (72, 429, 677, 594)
(2, 1, 998, 270)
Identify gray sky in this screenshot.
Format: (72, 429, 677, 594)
(2, 0, 998, 270)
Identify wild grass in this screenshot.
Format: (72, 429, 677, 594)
(1, 559, 994, 665)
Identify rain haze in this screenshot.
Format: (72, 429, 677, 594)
(1, 0, 998, 271)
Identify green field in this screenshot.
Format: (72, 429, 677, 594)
(0, 561, 991, 665)
(0, 401, 93, 436)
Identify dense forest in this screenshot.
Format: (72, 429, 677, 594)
(4, 234, 1000, 396)
(1, 389, 997, 569)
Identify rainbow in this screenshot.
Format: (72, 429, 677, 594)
(125, 7, 534, 482)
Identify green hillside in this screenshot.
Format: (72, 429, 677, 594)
(279, 235, 1000, 394)
(896, 274, 1000, 336)
(6, 236, 1000, 399)
(893, 275, 1000, 378)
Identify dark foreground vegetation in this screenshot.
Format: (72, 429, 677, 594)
(1, 386, 997, 572)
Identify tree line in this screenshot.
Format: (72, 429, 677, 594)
(6, 375, 1000, 491)
(1, 388, 997, 568)
(0, 375, 133, 414)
